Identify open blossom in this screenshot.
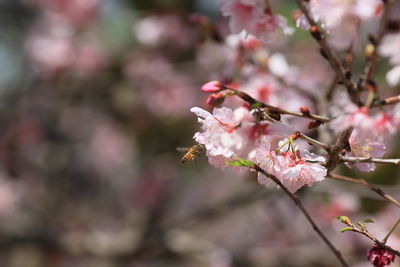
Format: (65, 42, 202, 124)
(367, 245, 396, 267)
(379, 33, 400, 66)
(250, 140, 327, 193)
(221, 0, 293, 42)
(332, 107, 398, 142)
(191, 107, 290, 169)
(330, 92, 399, 141)
(346, 130, 386, 172)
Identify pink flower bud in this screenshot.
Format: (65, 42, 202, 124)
(206, 93, 225, 107)
(201, 81, 224, 93)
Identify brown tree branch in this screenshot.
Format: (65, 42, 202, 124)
(227, 87, 331, 123)
(340, 155, 400, 166)
(325, 128, 354, 171)
(371, 94, 400, 107)
(252, 164, 350, 267)
(298, 132, 330, 150)
(328, 173, 400, 208)
(345, 226, 400, 257)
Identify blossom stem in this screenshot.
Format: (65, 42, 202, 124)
(227, 87, 331, 122)
(347, 226, 400, 257)
(293, 0, 359, 104)
(339, 155, 400, 166)
(298, 132, 330, 150)
(371, 94, 400, 107)
(382, 217, 400, 244)
(252, 164, 350, 267)
(328, 173, 400, 208)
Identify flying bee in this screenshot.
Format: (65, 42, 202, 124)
(177, 144, 204, 164)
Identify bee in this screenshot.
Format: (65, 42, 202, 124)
(177, 144, 204, 164)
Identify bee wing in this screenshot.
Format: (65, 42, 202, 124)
(176, 147, 190, 152)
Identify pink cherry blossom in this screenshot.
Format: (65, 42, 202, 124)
(250, 140, 327, 193)
(374, 112, 398, 139)
(220, 0, 293, 42)
(278, 149, 327, 193)
(191, 107, 248, 168)
(191, 107, 290, 169)
(346, 130, 386, 172)
(385, 66, 400, 87)
(331, 91, 400, 142)
(379, 33, 400, 66)
(330, 93, 373, 131)
(379, 33, 400, 86)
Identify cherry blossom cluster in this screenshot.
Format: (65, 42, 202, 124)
(220, 0, 293, 42)
(189, 1, 400, 265)
(191, 0, 400, 191)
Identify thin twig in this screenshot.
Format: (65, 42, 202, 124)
(294, 0, 359, 104)
(383, 217, 400, 244)
(348, 227, 400, 257)
(340, 155, 400, 166)
(328, 173, 400, 208)
(227, 87, 331, 123)
(371, 95, 400, 107)
(253, 164, 350, 267)
(298, 132, 330, 150)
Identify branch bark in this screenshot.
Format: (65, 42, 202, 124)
(328, 173, 400, 208)
(340, 155, 400, 166)
(253, 164, 350, 267)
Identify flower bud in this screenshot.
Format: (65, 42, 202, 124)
(201, 81, 225, 93)
(300, 106, 310, 116)
(365, 43, 375, 58)
(206, 93, 225, 107)
(310, 25, 322, 41)
(344, 52, 354, 64)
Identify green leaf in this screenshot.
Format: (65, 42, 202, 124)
(361, 218, 375, 223)
(225, 158, 254, 167)
(251, 102, 262, 109)
(357, 222, 366, 229)
(340, 227, 353, 233)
